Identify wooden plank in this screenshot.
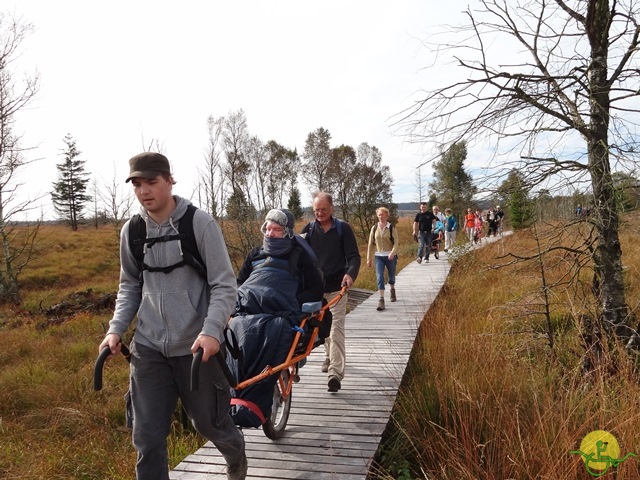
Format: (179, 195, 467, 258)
(169, 252, 452, 479)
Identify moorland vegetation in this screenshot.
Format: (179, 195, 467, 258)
(1, 213, 639, 479)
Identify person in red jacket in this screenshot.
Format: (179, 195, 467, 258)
(464, 208, 476, 243)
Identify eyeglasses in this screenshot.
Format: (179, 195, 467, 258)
(313, 208, 330, 214)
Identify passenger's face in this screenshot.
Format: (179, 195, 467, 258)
(264, 220, 286, 238)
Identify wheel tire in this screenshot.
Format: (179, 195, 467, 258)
(263, 369, 292, 439)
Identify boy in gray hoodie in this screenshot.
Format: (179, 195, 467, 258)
(98, 152, 246, 480)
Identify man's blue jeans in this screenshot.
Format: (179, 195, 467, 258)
(417, 230, 432, 259)
(375, 255, 397, 291)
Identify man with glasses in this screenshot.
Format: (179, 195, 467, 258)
(301, 192, 361, 393)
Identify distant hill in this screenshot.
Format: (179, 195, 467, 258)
(397, 202, 419, 211)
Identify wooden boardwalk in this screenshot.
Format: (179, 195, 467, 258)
(170, 252, 452, 479)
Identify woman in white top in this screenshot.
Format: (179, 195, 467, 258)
(366, 207, 398, 311)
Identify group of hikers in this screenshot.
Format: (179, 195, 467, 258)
(411, 202, 506, 265)
(412, 202, 457, 265)
(463, 205, 505, 243)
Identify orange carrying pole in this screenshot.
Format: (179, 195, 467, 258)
(232, 285, 348, 391)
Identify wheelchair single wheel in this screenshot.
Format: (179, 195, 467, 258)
(263, 368, 292, 439)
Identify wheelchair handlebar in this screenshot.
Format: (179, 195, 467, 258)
(190, 347, 237, 391)
(93, 343, 130, 391)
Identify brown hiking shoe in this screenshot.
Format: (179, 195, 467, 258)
(390, 288, 396, 302)
(328, 376, 341, 392)
(376, 297, 385, 311)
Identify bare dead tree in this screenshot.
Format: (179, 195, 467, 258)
(396, 0, 640, 341)
(198, 115, 226, 219)
(98, 163, 134, 240)
(245, 135, 267, 214)
(92, 179, 99, 229)
(0, 14, 42, 304)
(221, 109, 250, 196)
(414, 166, 426, 203)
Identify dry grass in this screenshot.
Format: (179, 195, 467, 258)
(0, 224, 204, 479)
(372, 215, 640, 479)
(6, 215, 640, 479)
(0, 218, 415, 479)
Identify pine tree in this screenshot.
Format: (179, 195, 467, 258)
(429, 141, 476, 215)
(498, 170, 534, 229)
(287, 185, 303, 220)
(51, 134, 91, 230)
(509, 190, 534, 229)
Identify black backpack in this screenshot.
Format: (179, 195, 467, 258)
(128, 204, 206, 284)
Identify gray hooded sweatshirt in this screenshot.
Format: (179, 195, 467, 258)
(107, 196, 237, 357)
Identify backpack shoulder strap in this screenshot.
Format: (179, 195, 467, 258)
(305, 218, 343, 240)
(127, 205, 206, 279)
(303, 221, 315, 239)
(372, 223, 394, 245)
(129, 213, 146, 272)
(335, 218, 343, 239)
(178, 205, 206, 276)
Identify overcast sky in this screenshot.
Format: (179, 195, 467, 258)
(6, 1, 469, 219)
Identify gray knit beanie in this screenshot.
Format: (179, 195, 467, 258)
(262, 209, 295, 237)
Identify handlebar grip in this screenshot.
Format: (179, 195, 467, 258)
(94, 346, 112, 391)
(190, 347, 238, 391)
(190, 347, 204, 391)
